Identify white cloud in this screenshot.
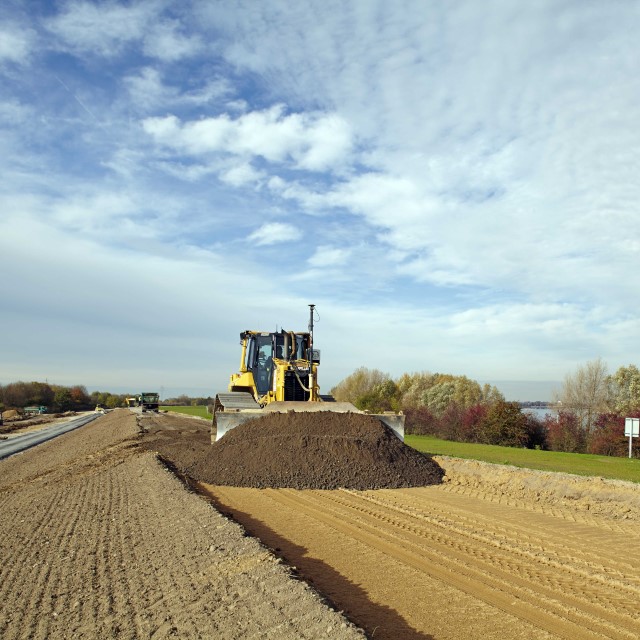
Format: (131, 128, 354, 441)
(290, 113, 353, 171)
(124, 67, 169, 110)
(219, 162, 264, 187)
(46, 1, 154, 56)
(0, 25, 35, 64)
(142, 20, 203, 61)
(247, 222, 302, 246)
(142, 113, 231, 153)
(308, 246, 350, 268)
(142, 105, 353, 171)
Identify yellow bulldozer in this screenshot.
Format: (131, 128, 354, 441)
(212, 305, 405, 442)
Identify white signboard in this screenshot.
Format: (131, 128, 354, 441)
(625, 417, 639, 437)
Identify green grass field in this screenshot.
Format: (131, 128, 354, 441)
(406, 435, 640, 483)
(160, 405, 211, 420)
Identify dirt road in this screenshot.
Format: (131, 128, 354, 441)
(0, 410, 364, 640)
(2, 409, 640, 639)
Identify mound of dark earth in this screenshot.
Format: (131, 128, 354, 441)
(190, 411, 444, 490)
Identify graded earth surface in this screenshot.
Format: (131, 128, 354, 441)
(2, 408, 640, 639)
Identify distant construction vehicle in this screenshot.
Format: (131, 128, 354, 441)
(24, 406, 48, 415)
(125, 397, 138, 408)
(139, 393, 160, 412)
(212, 305, 404, 442)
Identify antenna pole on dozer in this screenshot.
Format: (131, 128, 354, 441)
(308, 304, 315, 400)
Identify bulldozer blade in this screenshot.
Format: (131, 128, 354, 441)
(212, 392, 263, 443)
(370, 413, 405, 441)
(213, 409, 264, 443)
(212, 398, 405, 443)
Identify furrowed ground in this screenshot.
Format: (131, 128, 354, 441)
(0, 410, 364, 640)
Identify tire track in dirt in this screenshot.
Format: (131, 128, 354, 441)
(206, 484, 640, 640)
(330, 489, 640, 637)
(380, 489, 640, 590)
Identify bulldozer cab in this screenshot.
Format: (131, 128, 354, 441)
(243, 331, 312, 397)
(232, 329, 319, 406)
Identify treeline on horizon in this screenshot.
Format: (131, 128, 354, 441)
(0, 382, 214, 414)
(0, 382, 132, 413)
(329, 361, 640, 458)
(3, 359, 639, 458)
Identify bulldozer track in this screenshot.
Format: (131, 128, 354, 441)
(207, 485, 640, 640)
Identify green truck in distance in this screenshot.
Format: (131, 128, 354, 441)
(24, 406, 48, 415)
(139, 393, 160, 412)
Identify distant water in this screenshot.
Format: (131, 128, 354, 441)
(522, 407, 556, 420)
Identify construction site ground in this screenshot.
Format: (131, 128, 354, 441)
(2, 409, 640, 640)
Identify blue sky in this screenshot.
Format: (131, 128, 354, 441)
(1, 1, 639, 401)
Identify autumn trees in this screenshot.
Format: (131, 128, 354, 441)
(331, 369, 503, 415)
(331, 360, 640, 457)
(2, 381, 55, 408)
(547, 360, 640, 456)
(610, 365, 640, 415)
(330, 368, 535, 447)
(0, 381, 129, 413)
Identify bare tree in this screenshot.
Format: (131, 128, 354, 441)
(554, 358, 612, 433)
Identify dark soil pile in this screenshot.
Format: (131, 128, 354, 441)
(191, 411, 444, 490)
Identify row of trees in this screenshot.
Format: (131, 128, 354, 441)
(331, 368, 504, 414)
(0, 382, 219, 415)
(330, 368, 542, 448)
(330, 362, 640, 457)
(549, 360, 640, 455)
(0, 381, 130, 414)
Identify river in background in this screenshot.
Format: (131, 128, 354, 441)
(521, 407, 557, 420)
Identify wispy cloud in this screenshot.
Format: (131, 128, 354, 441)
(308, 246, 350, 268)
(142, 19, 203, 61)
(0, 24, 35, 64)
(45, 1, 155, 56)
(124, 67, 232, 112)
(247, 222, 302, 246)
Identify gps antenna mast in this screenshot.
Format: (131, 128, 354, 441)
(308, 304, 315, 400)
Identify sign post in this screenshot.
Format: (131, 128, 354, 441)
(624, 418, 639, 459)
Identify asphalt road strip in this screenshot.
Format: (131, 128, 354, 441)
(0, 413, 102, 460)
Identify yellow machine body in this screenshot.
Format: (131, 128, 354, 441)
(212, 307, 405, 442)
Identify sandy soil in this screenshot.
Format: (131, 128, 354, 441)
(2, 409, 640, 639)
(0, 409, 364, 640)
